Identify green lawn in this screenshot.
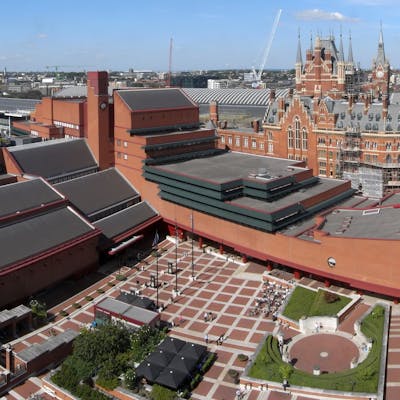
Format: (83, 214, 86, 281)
(282, 286, 352, 321)
(248, 305, 385, 393)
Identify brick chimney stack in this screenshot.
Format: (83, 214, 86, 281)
(210, 101, 219, 125)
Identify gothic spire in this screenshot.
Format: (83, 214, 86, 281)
(296, 29, 303, 65)
(376, 22, 386, 66)
(348, 31, 354, 65)
(338, 30, 344, 62)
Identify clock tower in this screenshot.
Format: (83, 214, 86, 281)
(87, 71, 113, 170)
(370, 25, 390, 98)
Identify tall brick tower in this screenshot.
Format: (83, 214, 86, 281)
(370, 25, 390, 98)
(87, 71, 113, 170)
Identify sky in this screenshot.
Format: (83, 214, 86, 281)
(1, 0, 400, 72)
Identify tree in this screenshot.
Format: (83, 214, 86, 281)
(123, 368, 137, 390)
(73, 322, 131, 371)
(150, 384, 177, 400)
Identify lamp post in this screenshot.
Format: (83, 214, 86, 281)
(175, 222, 178, 293)
(190, 211, 194, 279)
(154, 249, 159, 309)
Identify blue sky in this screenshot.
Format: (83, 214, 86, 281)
(1, 0, 400, 72)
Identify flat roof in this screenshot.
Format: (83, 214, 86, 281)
(229, 178, 345, 214)
(321, 207, 400, 239)
(0, 206, 96, 269)
(155, 152, 302, 185)
(0, 178, 64, 219)
(55, 168, 139, 217)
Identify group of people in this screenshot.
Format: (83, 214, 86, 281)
(203, 311, 215, 322)
(204, 333, 225, 345)
(248, 279, 291, 319)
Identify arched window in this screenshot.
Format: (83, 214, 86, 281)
(288, 126, 294, 148)
(295, 118, 301, 149)
(386, 154, 392, 164)
(302, 128, 308, 150)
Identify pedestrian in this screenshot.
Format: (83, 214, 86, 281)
(204, 333, 208, 344)
(179, 315, 184, 325)
(204, 312, 208, 322)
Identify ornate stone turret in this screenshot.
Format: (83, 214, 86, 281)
(295, 30, 303, 89)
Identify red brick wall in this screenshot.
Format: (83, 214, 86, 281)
(0, 235, 99, 308)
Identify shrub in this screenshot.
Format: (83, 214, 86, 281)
(324, 291, 339, 304)
(97, 288, 105, 294)
(59, 310, 69, 317)
(115, 274, 127, 281)
(107, 282, 115, 287)
(150, 384, 176, 400)
(85, 296, 94, 302)
(72, 302, 81, 309)
(237, 354, 249, 362)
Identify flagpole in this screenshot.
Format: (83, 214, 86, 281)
(191, 211, 194, 279)
(156, 250, 159, 309)
(175, 222, 178, 293)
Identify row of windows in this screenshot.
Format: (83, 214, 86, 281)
(54, 120, 79, 130)
(116, 139, 128, 147)
(116, 152, 128, 160)
(221, 135, 274, 153)
(288, 154, 308, 162)
(288, 119, 308, 150)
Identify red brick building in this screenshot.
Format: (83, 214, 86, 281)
(5, 68, 400, 303)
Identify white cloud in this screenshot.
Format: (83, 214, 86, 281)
(37, 33, 47, 39)
(295, 9, 359, 22)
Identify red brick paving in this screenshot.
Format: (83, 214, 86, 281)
(212, 384, 238, 400)
(236, 318, 256, 329)
(386, 366, 400, 381)
(268, 391, 292, 399)
(205, 364, 224, 379)
(249, 332, 266, 344)
(385, 386, 400, 400)
(195, 379, 214, 396)
(387, 351, 400, 364)
(12, 378, 40, 398)
(290, 333, 359, 373)
(229, 329, 249, 341)
(232, 296, 251, 305)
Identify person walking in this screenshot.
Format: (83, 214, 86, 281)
(204, 333, 209, 344)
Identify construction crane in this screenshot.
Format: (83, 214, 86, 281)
(251, 9, 282, 88)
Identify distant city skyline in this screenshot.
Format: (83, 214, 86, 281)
(1, 0, 400, 72)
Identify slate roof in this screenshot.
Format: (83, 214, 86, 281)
(55, 168, 139, 217)
(0, 178, 64, 219)
(17, 329, 79, 363)
(0, 206, 96, 269)
(0, 305, 31, 325)
(321, 206, 400, 239)
(8, 139, 98, 180)
(93, 201, 158, 239)
(117, 88, 196, 111)
(96, 297, 159, 325)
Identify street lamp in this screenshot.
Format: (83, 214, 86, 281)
(175, 222, 178, 293)
(190, 211, 195, 279)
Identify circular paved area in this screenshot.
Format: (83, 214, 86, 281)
(289, 333, 359, 374)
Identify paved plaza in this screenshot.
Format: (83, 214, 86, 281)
(2, 238, 400, 400)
